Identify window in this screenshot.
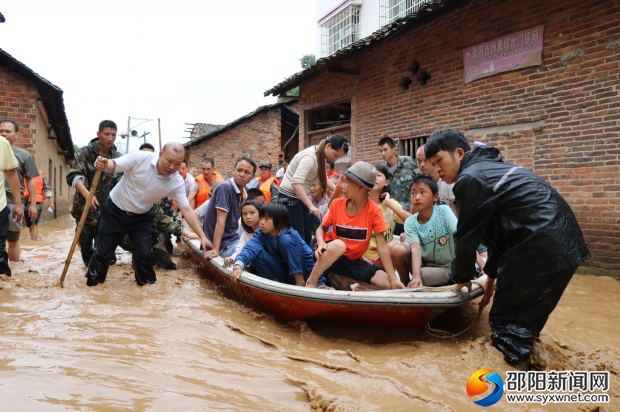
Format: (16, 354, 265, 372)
(320, 4, 361, 57)
(398, 135, 428, 159)
(380, 0, 431, 26)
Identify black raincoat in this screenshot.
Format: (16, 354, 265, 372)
(450, 146, 591, 366)
(451, 146, 590, 285)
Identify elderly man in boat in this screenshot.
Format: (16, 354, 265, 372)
(424, 129, 590, 370)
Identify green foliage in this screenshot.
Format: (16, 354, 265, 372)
(278, 54, 315, 101)
(299, 54, 316, 70)
(73, 143, 79, 151)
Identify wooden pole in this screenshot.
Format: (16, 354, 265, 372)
(158, 118, 162, 151)
(59, 169, 102, 287)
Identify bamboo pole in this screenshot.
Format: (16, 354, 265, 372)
(59, 169, 102, 287)
(158, 118, 162, 151)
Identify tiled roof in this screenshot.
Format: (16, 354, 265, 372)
(0, 48, 74, 158)
(264, 0, 461, 97)
(184, 100, 298, 147)
(194, 123, 223, 136)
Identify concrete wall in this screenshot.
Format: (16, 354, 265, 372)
(298, 0, 620, 276)
(0, 66, 72, 221)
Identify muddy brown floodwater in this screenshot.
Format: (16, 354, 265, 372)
(1, 215, 618, 411)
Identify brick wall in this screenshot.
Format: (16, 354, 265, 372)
(185, 107, 283, 179)
(0, 66, 72, 220)
(296, 0, 620, 276)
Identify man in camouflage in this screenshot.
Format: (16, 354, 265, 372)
(378, 136, 421, 213)
(119, 196, 199, 269)
(66, 120, 123, 265)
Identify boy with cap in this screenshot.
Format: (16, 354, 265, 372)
(255, 161, 279, 203)
(305, 162, 405, 291)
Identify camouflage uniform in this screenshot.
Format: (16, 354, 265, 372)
(120, 197, 183, 269)
(383, 155, 421, 213)
(66, 138, 123, 265)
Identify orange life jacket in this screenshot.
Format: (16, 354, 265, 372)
(24, 170, 45, 203)
(256, 176, 278, 203)
(194, 174, 211, 208)
(213, 172, 225, 183)
(327, 171, 339, 180)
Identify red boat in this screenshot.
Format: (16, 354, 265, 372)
(183, 238, 485, 329)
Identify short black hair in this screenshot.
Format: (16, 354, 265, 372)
(201, 158, 214, 167)
(424, 129, 471, 159)
(373, 163, 392, 202)
(0, 119, 18, 133)
(240, 200, 262, 234)
(139, 142, 155, 151)
(326, 160, 335, 169)
(246, 188, 264, 200)
(259, 202, 291, 232)
(378, 136, 396, 148)
(235, 156, 257, 174)
(182, 159, 188, 166)
(410, 174, 439, 195)
(98, 120, 117, 132)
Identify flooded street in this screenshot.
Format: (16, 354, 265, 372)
(1, 215, 618, 411)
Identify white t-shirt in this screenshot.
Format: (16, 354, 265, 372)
(110, 151, 189, 214)
(437, 179, 455, 208)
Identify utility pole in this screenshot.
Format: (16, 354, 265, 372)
(124, 116, 152, 153)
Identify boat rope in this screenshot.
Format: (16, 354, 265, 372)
(424, 278, 488, 339)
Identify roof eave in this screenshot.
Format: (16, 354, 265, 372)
(264, 0, 464, 97)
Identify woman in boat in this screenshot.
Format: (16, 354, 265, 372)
(223, 199, 262, 266)
(278, 134, 349, 245)
(230, 203, 327, 288)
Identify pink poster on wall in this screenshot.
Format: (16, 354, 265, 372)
(463, 25, 545, 84)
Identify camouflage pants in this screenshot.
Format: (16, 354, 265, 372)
(119, 235, 177, 270)
(78, 223, 98, 265)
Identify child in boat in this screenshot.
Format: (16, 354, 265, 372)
(307, 180, 328, 239)
(389, 174, 457, 287)
(230, 203, 326, 288)
(305, 162, 405, 291)
(365, 164, 411, 262)
(235, 188, 266, 238)
(224, 199, 262, 266)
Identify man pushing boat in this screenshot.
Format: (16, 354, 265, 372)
(85, 142, 210, 286)
(424, 129, 590, 370)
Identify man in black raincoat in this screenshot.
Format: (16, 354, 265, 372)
(424, 129, 590, 369)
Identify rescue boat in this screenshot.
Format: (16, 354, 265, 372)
(182, 238, 485, 329)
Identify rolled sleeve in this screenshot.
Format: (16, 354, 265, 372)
(71, 175, 85, 188)
(172, 182, 189, 208)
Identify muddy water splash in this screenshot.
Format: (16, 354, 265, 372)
(1, 216, 618, 411)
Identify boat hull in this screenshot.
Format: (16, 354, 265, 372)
(183, 239, 483, 329)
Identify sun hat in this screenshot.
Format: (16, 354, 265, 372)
(342, 161, 378, 190)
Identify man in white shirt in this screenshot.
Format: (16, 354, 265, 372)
(87, 142, 210, 287)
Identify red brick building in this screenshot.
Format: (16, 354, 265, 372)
(184, 101, 299, 178)
(0, 48, 74, 220)
(265, 0, 620, 276)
